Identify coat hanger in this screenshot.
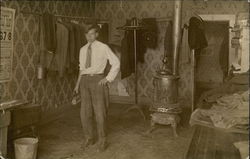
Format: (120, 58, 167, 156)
(57, 17, 63, 23)
(70, 19, 79, 24)
(98, 23, 103, 29)
(183, 24, 189, 29)
(193, 11, 204, 22)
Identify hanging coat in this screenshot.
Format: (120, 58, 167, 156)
(188, 16, 208, 53)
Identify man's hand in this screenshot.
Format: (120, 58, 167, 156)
(74, 85, 79, 94)
(98, 78, 109, 86)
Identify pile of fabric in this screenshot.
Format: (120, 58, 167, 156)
(196, 90, 248, 130)
(196, 72, 249, 109)
(190, 72, 249, 133)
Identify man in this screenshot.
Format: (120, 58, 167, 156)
(74, 24, 120, 152)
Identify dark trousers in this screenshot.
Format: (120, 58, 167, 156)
(80, 75, 109, 142)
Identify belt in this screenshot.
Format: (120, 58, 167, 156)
(81, 73, 104, 77)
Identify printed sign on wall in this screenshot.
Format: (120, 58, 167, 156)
(0, 7, 15, 83)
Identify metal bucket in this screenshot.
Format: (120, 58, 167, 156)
(14, 137, 38, 159)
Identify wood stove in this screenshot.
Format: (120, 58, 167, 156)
(148, 0, 183, 137)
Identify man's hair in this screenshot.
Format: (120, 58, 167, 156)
(85, 24, 100, 33)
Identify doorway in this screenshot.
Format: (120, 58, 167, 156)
(196, 21, 229, 89)
(194, 14, 235, 97)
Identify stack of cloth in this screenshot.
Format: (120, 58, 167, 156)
(195, 90, 249, 130)
(190, 72, 249, 133)
(196, 72, 249, 109)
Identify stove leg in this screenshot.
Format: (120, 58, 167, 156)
(124, 104, 146, 120)
(171, 121, 178, 137)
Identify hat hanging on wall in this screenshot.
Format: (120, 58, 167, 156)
(117, 17, 145, 30)
(142, 31, 157, 48)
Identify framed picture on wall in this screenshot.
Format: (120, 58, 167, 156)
(0, 7, 15, 83)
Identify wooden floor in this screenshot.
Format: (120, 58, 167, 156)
(8, 103, 193, 159)
(185, 125, 249, 159)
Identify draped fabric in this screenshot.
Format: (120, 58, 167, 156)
(54, 22, 69, 77)
(188, 17, 208, 55)
(98, 23, 109, 43)
(39, 19, 89, 76)
(42, 13, 57, 54)
(121, 31, 135, 79)
(219, 32, 229, 79)
(120, 18, 158, 79)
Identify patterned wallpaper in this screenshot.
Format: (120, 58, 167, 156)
(0, 1, 93, 120)
(95, 0, 249, 104)
(0, 0, 248, 114)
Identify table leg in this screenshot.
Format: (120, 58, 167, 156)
(146, 120, 157, 134)
(171, 121, 178, 137)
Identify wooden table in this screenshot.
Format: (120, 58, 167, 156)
(0, 100, 29, 158)
(185, 125, 249, 159)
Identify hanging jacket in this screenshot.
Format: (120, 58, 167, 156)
(54, 22, 69, 77)
(72, 23, 87, 71)
(188, 16, 208, 51)
(141, 18, 158, 49)
(121, 31, 135, 79)
(98, 23, 109, 43)
(42, 13, 57, 54)
(62, 22, 75, 71)
(39, 16, 54, 70)
(120, 18, 158, 79)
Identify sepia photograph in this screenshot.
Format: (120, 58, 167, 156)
(0, 0, 249, 159)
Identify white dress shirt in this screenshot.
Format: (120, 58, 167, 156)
(79, 40, 120, 82)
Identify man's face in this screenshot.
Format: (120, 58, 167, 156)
(85, 29, 98, 43)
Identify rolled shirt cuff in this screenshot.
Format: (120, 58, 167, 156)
(105, 76, 113, 83)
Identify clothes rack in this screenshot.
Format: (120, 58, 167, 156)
(20, 11, 109, 23)
(156, 17, 172, 22)
(117, 23, 147, 120)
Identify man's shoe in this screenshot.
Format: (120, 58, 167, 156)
(81, 139, 94, 149)
(97, 141, 108, 152)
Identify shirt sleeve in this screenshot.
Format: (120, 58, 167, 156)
(79, 48, 85, 72)
(105, 45, 120, 82)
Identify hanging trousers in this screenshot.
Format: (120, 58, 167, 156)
(80, 74, 109, 142)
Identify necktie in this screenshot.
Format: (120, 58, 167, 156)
(85, 44, 92, 68)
